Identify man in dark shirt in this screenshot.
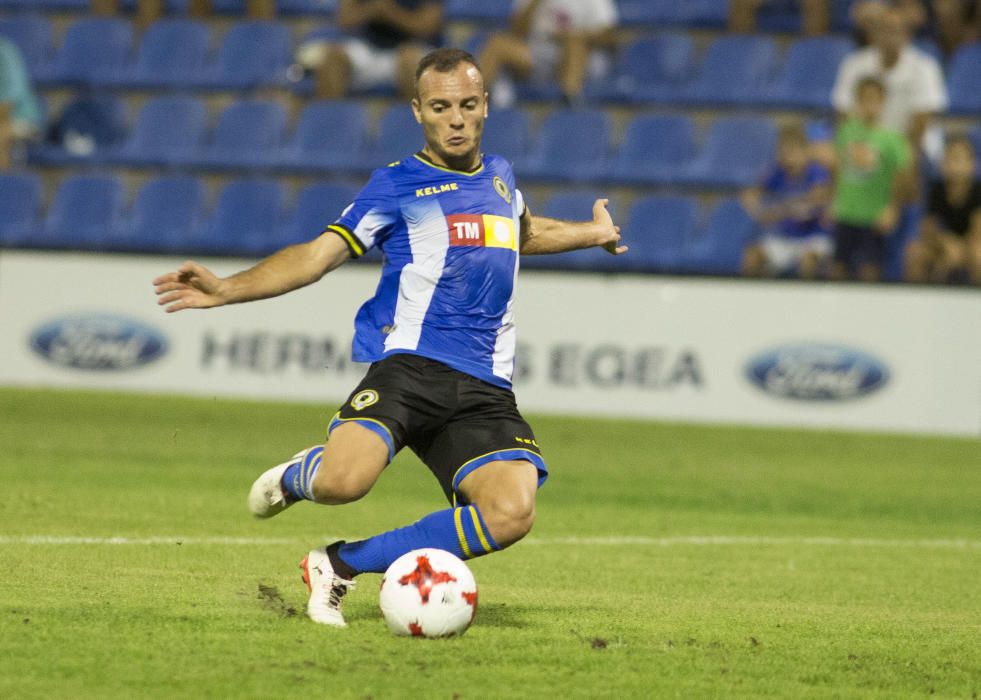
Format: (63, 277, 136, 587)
(308, 0, 444, 99)
(905, 135, 981, 284)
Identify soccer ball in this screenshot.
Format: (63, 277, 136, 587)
(379, 548, 478, 638)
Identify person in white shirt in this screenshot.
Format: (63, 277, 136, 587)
(831, 7, 947, 159)
(478, 0, 618, 107)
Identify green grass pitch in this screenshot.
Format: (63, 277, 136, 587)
(1, 387, 979, 699)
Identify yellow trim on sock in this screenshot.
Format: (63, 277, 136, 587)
(453, 507, 473, 558)
(467, 506, 493, 554)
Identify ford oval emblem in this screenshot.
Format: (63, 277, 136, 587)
(745, 343, 889, 401)
(29, 313, 168, 371)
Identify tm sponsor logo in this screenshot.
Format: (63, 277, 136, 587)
(30, 313, 168, 371)
(745, 343, 889, 401)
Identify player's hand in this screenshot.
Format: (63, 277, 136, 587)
(593, 198, 627, 255)
(153, 261, 229, 313)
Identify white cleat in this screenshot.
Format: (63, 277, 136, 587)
(247, 458, 297, 519)
(300, 547, 355, 627)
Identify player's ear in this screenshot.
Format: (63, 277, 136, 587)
(411, 97, 422, 124)
(483, 93, 489, 119)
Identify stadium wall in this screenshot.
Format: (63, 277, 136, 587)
(1, 250, 978, 437)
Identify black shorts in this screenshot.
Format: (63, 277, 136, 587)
(327, 353, 547, 505)
(833, 222, 886, 269)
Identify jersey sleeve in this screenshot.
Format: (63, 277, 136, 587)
(330, 168, 400, 258)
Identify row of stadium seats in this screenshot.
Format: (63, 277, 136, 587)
(0, 171, 920, 278)
(0, 172, 759, 273)
(3, 15, 980, 112)
(0, 0, 874, 32)
(31, 98, 788, 188)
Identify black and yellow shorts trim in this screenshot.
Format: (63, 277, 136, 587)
(327, 353, 547, 505)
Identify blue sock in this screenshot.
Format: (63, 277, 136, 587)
(280, 446, 323, 502)
(337, 506, 500, 575)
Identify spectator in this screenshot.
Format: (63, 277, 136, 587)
(478, 0, 618, 108)
(0, 38, 42, 171)
(933, 0, 981, 56)
(832, 6, 947, 159)
(830, 76, 913, 282)
(298, 0, 444, 100)
(729, 0, 830, 36)
(741, 123, 833, 280)
(92, 0, 275, 29)
(849, 1, 927, 46)
(905, 135, 981, 283)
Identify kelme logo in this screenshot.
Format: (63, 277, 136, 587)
(745, 343, 889, 401)
(30, 313, 168, 371)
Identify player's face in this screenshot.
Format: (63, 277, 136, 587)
(413, 63, 488, 170)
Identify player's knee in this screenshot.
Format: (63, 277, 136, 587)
(479, 490, 536, 548)
(310, 461, 372, 504)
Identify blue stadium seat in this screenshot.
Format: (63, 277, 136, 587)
(40, 175, 124, 250)
(762, 36, 854, 109)
(947, 42, 981, 115)
(678, 0, 729, 28)
(191, 21, 290, 90)
(481, 108, 530, 164)
(34, 18, 133, 86)
(616, 0, 679, 26)
(624, 195, 698, 272)
(111, 19, 209, 89)
(369, 105, 423, 167)
(199, 179, 284, 256)
(0, 0, 88, 9)
(517, 109, 610, 183)
(0, 173, 41, 247)
(521, 191, 626, 272)
(685, 198, 757, 275)
(274, 182, 358, 255)
(110, 176, 205, 254)
(31, 94, 128, 166)
(193, 100, 288, 170)
(106, 95, 207, 168)
(445, 0, 512, 24)
(277, 0, 338, 14)
(589, 33, 694, 103)
(279, 100, 368, 173)
(679, 116, 777, 188)
(682, 35, 777, 105)
(606, 114, 694, 185)
(0, 14, 52, 76)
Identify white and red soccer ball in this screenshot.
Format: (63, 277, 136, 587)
(379, 549, 478, 638)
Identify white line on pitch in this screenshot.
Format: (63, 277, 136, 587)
(0, 535, 979, 550)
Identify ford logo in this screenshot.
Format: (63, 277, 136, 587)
(30, 313, 168, 371)
(745, 343, 889, 401)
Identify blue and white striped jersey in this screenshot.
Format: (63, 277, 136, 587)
(328, 152, 526, 389)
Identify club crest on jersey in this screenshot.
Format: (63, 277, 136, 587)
(446, 214, 517, 251)
(351, 389, 379, 411)
(493, 176, 512, 204)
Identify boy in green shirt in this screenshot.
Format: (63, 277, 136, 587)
(831, 76, 913, 281)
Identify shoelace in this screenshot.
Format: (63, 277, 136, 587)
(327, 580, 355, 609)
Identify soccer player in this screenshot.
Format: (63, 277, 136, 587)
(153, 48, 625, 627)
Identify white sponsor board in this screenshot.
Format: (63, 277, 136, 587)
(1, 250, 979, 436)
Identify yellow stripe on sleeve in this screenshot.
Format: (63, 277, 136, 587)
(327, 224, 364, 257)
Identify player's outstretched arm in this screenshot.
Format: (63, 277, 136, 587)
(153, 231, 351, 313)
(520, 198, 627, 256)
